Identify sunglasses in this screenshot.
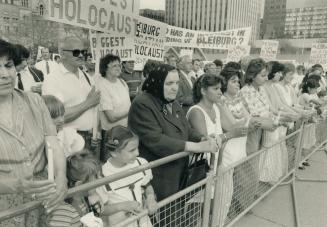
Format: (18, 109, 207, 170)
(62, 49, 88, 58)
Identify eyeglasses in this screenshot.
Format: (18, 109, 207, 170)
(62, 49, 88, 58)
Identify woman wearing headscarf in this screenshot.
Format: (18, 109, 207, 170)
(0, 40, 67, 226)
(128, 64, 218, 201)
(128, 64, 218, 226)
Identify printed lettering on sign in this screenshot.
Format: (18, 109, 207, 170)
(46, 0, 140, 36)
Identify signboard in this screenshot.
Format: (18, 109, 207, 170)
(134, 16, 167, 67)
(196, 27, 252, 50)
(89, 31, 134, 62)
(260, 40, 279, 61)
(46, 0, 140, 36)
(165, 25, 198, 48)
(226, 45, 251, 62)
(309, 43, 327, 68)
(165, 26, 251, 50)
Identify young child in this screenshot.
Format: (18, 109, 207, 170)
(95, 126, 157, 227)
(47, 153, 104, 227)
(43, 95, 85, 158)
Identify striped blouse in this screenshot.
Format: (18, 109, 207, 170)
(0, 90, 56, 180)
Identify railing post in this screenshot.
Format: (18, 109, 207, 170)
(210, 166, 222, 227)
(292, 121, 305, 227)
(202, 171, 214, 227)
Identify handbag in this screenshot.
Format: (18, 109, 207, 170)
(180, 153, 210, 190)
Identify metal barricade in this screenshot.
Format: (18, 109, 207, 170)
(1, 120, 327, 227)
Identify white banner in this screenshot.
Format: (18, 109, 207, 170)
(309, 43, 327, 68)
(165, 25, 198, 48)
(46, 0, 140, 36)
(165, 26, 251, 50)
(196, 27, 252, 50)
(226, 45, 251, 62)
(134, 16, 167, 67)
(260, 40, 279, 61)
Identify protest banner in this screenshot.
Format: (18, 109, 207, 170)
(166, 25, 198, 48)
(226, 45, 251, 62)
(134, 15, 167, 69)
(309, 43, 327, 68)
(46, 0, 140, 36)
(179, 49, 193, 58)
(196, 27, 251, 50)
(89, 30, 134, 63)
(260, 40, 279, 61)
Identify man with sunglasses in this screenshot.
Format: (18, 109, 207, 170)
(43, 36, 101, 158)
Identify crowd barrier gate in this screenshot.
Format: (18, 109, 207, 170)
(0, 119, 326, 227)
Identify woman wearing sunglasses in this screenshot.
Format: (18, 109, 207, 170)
(42, 36, 101, 158)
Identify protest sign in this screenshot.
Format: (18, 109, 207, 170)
(226, 45, 251, 62)
(134, 16, 167, 67)
(180, 49, 193, 58)
(196, 27, 251, 50)
(46, 0, 140, 36)
(309, 43, 327, 68)
(37, 46, 46, 60)
(89, 31, 134, 62)
(166, 25, 198, 48)
(260, 40, 279, 61)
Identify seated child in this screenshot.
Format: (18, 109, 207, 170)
(95, 126, 157, 227)
(43, 95, 85, 158)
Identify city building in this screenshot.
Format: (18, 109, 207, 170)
(165, 0, 262, 42)
(284, 6, 327, 39)
(261, 0, 327, 39)
(139, 9, 165, 23)
(261, 0, 287, 39)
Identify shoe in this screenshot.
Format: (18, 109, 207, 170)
(302, 161, 310, 166)
(298, 166, 305, 170)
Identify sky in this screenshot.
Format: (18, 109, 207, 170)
(140, 0, 165, 10)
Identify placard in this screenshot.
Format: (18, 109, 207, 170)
(260, 40, 279, 61)
(309, 43, 327, 68)
(165, 25, 198, 48)
(179, 49, 193, 58)
(226, 45, 251, 62)
(134, 16, 167, 67)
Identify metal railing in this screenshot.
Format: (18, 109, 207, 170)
(1, 119, 327, 227)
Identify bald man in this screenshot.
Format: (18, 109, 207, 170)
(42, 36, 100, 155)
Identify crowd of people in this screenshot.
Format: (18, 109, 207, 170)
(0, 36, 327, 227)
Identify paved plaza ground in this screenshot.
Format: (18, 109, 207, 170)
(233, 149, 327, 227)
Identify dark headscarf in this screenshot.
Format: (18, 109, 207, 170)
(142, 63, 176, 104)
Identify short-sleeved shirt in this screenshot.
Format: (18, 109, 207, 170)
(96, 157, 152, 205)
(240, 84, 271, 118)
(98, 77, 131, 131)
(0, 90, 57, 226)
(42, 64, 95, 131)
(0, 90, 56, 179)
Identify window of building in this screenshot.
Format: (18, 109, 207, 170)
(22, 0, 28, 7)
(4, 26, 9, 32)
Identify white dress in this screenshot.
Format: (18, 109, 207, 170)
(187, 104, 245, 227)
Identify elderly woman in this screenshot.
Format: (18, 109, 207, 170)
(128, 64, 218, 226)
(0, 40, 67, 226)
(98, 54, 131, 162)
